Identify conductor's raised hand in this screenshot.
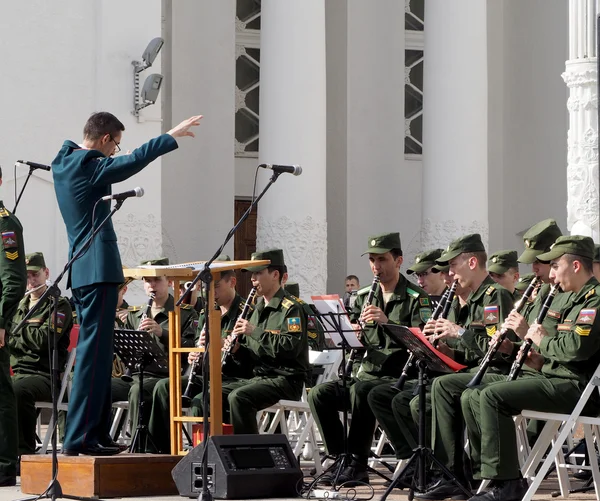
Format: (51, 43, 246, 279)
(167, 115, 203, 139)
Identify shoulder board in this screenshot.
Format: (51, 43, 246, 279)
(281, 298, 295, 310)
(485, 285, 496, 296)
(406, 288, 420, 299)
(586, 288, 596, 299)
(180, 303, 193, 310)
(357, 286, 371, 295)
(128, 306, 141, 312)
(289, 294, 306, 304)
(0, 207, 10, 218)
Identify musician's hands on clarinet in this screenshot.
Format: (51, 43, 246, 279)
(524, 348, 545, 371)
(524, 322, 548, 347)
(360, 304, 388, 325)
(140, 317, 162, 336)
(232, 318, 255, 337)
(502, 310, 530, 339)
(432, 318, 462, 341)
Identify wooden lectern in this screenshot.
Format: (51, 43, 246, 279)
(124, 259, 268, 455)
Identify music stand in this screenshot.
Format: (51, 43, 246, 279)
(379, 324, 471, 501)
(113, 328, 168, 453)
(309, 296, 392, 489)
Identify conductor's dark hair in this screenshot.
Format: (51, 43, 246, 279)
(83, 112, 125, 141)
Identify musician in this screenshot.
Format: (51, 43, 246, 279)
(308, 233, 431, 486)
(369, 235, 514, 476)
(0, 182, 27, 486)
(406, 248, 446, 307)
(8, 253, 73, 459)
(459, 236, 600, 501)
(417, 224, 567, 499)
(284, 280, 326, 351)
(147, 267, 250, 453)
(190, 249, 309, 434)
(487, 250, 519, 296)
(111, 258, 198, 443)
(52, 111, 201, 456)
(115, 282, 129, 326)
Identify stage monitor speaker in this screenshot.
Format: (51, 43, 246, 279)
(171, 434, 303, 499)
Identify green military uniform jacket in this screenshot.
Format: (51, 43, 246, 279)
(285, 294, 326, 351)
(9, 294, 73, 375)
(539, 277, 600, 386)
(236, 287, 310, 380)
(0, 203, 26, 330)
(125, 295, 198, 375)
(351, 274, 432, 380)
(446, 275, 515, 368)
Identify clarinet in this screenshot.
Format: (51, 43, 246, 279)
(393, 280, 458, 391)
(121, 292, 155, 382)
(506, 283, 559, 381)
(466, 277, 541, 388)
(220, 286, 258, 367)
(344, 275, 380, 378)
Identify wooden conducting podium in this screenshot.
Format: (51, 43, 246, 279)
(124, 259, 268, 455)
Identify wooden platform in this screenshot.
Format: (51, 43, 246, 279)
(20, 453, 182, 499)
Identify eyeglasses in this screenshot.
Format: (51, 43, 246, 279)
(110, 135, 121, 153)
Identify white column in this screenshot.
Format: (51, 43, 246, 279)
(257, 0, 327, 298)
(421, 0, 489, 249)
(564, 0, 599, 240)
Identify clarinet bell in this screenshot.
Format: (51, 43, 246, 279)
(121, 366, 133, 383)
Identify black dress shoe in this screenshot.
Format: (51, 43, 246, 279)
(99, 439, 128, 452)
(0, 476, 16, 487)
(63, 444, 121, 456)
(337, 465, 370, 487)
(467, 478, 527, 501)
(414, 479, 470, 500)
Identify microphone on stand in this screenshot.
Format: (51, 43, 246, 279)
(101, 187, 144, 202)
(259, 164, 302, 176)
(17, 160, 51, 171)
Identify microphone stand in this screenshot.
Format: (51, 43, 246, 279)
(13, 163, 48, 214)
(15, 198, 127, 501)
(176, 171, 282, 501)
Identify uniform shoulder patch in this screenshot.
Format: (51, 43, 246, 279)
(308, 331, 318, 339)
(128, 306, 141, 312)
(484, 305, 499, 324)
(0, 207, 10, 218)
(575, 325, 591, 336)
(486, 325, 497, 337)
(2, 231, 18, 249)
(180, 303, 192, 310)
(356, 286, 371, 296)
(485, 285, 496, 296)
(419, 308, 432, 323)
(576, 309, 596, 325)
(547, 309, 561, 319)
(287, 317, 302, 332)
(281, 298, 295, 310)
(419, 297, 430, 307)
(406, 288, 420, 299)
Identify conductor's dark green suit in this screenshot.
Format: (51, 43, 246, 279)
(51, 134, 178, 452)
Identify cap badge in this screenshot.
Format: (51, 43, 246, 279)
(415, 257, 421, 263)
(25, 259, 29, 264)
(371, 239, 377, 246)
(525, 239, 531, 248)
(492, 257, 498, 263)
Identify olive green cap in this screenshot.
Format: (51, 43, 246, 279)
(518, 219, 563, 264)
(536, 235, 594, 262)
(25, 252, 46, 272)
(242, 248, 283, 272)
(436, 234, 485, 265)
(431, 263, 449, 274)
(216, 254, 231, 261)
(515, 272, 536, 292)
(488, 250, 519, 274)
(594, 244, 600, 263)
(361, 232, 402, 256)
(407, 248, 443, 275)
(140, 257, 169, 266)
(284, 281, 300, 297)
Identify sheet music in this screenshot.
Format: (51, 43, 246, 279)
(311, 294, 363, 348)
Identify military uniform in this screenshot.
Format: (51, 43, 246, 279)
(460, 237, 600, 501)
(370, 235, 515, 464)
(8, 252, 73, 456)
(147, 293, 250, 453)
(0, 203, 26, 483)
(284, 281, 326, 351)
(309, 233, 432, 472)
(191, 249, 310, 434)
(111, 287, 198, 437)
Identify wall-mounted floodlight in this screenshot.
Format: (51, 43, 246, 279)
(132, 37, 164, 116)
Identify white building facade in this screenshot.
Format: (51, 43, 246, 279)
(0, 0, 576, 303)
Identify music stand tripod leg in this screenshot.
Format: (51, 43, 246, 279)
(380, 360, 472, 501)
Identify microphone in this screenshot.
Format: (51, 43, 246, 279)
(259, 164, 302, 176)
(101, 187, 144, 202)
(17, 160, 51, 171)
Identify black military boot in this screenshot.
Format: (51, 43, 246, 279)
(468, 478, 528, 501)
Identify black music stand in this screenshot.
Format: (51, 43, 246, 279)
(308, 299, 392, 491)
(379, 324, 472, 501)
(114, 328, 168, 453)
